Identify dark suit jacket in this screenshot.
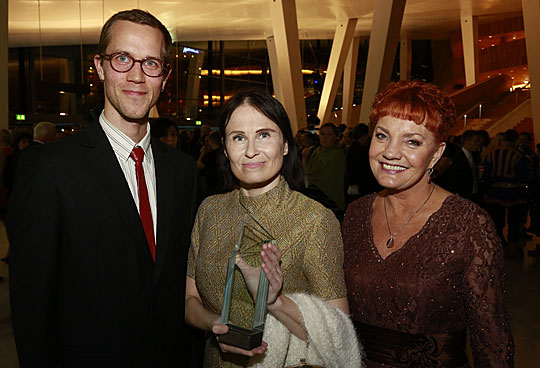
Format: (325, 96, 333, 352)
(7, 122, 199, 368)
(443, 149, 475, 200)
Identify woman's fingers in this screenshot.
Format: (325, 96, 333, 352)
(261, 242, 283, 304)
(217, 341, 268, 356)
(235, 254, 260, 298)
(235, 253, 250, 270)
(212, 320, 268, 356)
(211, 322, 229, 335)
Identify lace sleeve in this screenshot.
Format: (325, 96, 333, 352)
(463, 208, 515, 367)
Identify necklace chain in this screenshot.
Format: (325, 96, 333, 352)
(383, 183, 436, 248)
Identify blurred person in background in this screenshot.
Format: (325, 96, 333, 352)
(197, 130, 222, 198)
(345, 123, 380, 204)
(304, 123, 347, 217)
(484, 129, 530, 256)
(152, 118, 179, 149)
(33, 121, 57, 145)
(442, 130, 482, 201)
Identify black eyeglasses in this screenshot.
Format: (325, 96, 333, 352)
(100, 52, 168, 77)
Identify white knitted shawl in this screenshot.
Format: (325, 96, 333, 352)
(250, 293, 364, 368)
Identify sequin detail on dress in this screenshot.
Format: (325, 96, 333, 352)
(343, 193, 514, 367)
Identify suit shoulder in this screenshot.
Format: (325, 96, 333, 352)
(152, 139, 197, 168)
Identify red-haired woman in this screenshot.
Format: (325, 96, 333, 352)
(343, 81, 514, 367)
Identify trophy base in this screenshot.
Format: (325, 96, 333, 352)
(219, 324, 263, 350)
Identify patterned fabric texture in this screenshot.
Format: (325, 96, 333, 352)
(343, 193, 515, 368)
(188, 177, 347, 367)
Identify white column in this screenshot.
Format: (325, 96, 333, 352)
(0, 0, 8, 129)
(269, 0, 307, 133)
(399, 30, 411, 81)
(343, 37, 360, 127)
(460, 10, 479, 86)
(359, 0, 406, 125)
(185, 53, 205, 120)
(317, 18, 358, 124)
(266, 36, 283, 103)
(522, 0, 540, 144)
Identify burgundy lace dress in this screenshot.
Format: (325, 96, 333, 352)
(343, 193, 514, 367)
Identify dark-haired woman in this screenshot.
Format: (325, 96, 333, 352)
(186, 89, 361, 367)
(151, 117, 179, 149)
(343, 81, 514, 367)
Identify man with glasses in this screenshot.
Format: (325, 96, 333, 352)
(8, 9, 199, 367)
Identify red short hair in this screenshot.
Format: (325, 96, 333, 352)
(369, 80, 456, 142)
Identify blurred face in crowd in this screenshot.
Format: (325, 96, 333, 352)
(463, 134, 482, 152)
(319, 125, 338, 150)
(160, 125, 178, 148)
(517, 134, 531, 151)
(369, 116, 445, 192)
(224, 104, 288, 196)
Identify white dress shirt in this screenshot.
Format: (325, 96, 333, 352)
(99, 112, 158, 244)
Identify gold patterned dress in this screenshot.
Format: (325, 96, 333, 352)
(187, 177, 347, 367)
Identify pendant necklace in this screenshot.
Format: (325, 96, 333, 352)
(383, 183, 436, 248)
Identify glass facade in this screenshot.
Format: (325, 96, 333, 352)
(8, 39, 432, 129)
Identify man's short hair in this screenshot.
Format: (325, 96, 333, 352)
(461, 130, 479, 143)
(98, 9, 173, 65)
(206, 130, 221, 146)
(503, 129, 519, 143)
(351, 123, 369, 140)
(34, 121, 56, 142)
(518, 132, 532, 142)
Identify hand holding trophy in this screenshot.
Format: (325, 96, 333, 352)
(236, 242, 283, 307)
(218, 213, 282, 351)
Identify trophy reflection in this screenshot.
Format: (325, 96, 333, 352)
(220, 214, 273, 350)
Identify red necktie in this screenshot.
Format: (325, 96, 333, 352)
(130, 146, 156, 262)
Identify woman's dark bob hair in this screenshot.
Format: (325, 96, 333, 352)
(218, 88, 304, 192)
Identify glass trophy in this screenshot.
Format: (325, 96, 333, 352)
(219, 213, 274, 350)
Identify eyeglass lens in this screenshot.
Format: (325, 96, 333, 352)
(110, 53, 164, 77)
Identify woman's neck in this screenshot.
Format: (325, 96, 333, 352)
(384, 181, 435, 214)
(239, 175, 281, 197)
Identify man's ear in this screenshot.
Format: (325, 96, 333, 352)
(94, 54, 105, 81)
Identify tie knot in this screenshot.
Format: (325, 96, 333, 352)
(130, 146, 145, 163)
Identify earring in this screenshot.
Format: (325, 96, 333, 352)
(427, 167, 434, 184)
(161, 88, 165, 93)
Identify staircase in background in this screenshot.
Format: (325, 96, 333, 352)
(448, 75, 531, 138)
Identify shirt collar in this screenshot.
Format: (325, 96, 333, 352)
(99, 111, 152, 161)
(462, 147, 472, 159)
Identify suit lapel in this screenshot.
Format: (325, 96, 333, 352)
(152, 139, 176, 285)
(77, 124, 154, 264)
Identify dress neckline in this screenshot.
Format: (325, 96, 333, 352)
(237, 176, 290, 212)
(367, 192, 457, 261)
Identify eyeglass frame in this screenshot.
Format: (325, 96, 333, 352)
(99, 52, 170, 78)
